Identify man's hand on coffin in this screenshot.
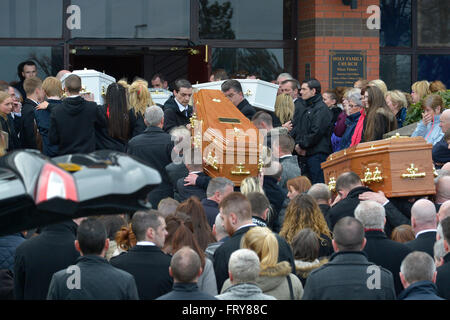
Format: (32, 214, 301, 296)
(35, 101, 49, 110)
(358, 190, 389, 205)
(282, 121, 293, 132)
(184, 173, 198, 186)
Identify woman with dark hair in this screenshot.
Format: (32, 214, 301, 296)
(175, 197, 216, 251)
(95, 82, 130, 152)
(280, 193, 333, 258)
(360, 85, 397, 143)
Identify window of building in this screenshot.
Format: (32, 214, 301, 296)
(418, 55, 450, 88)
(380, 0, 412, 47)
(380, 54, 411, 92)
(417, 0, 450, 47)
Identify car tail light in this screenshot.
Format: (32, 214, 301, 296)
(35, 163, 78, 204)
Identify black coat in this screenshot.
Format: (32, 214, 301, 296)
(34, 99, 61, 156)
(398, 280, 444, 300)
(0, 233, 25, 271)
(19, 98, 38, 149)
(95, 104, 128, 152)
(213, 225, 295, 292)
(363, 230, 412, 295)
(0, 269, 14, 300)
(0, 115, 20, 152)
(162, 96, 193, 133)
(436, 253, 450, 299)
(49, 96, 106, 155)
(110, 245, 173, 300)
(13, 220, 80, 300)
(176, 172, 208, 202)
(236, 99, 256, 120)
(405, 231, 437, 258)
(327, 186, 410, 236)
(126, 126, 174, 208)
(128, 109, 146, 138)
(292, 94, 332, 157)
(47, 255, 139, 300)
(156, 283, 217, 300)
(302, 251, 396, 300)
(201, 198, 219, 228)
(263, 175, 287, 233)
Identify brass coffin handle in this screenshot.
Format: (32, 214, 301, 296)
(328, 177, 336, 192)
(204, 152, 218, 171)
(401, 164, 426, 179)
(361, 167, 383, 184)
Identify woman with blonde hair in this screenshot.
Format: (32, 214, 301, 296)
(411, 80, 431, 104)
(0, 91, 19, 152)
(385, 90, 408, 128)
(274, 93, 295, 125)
(221, 226, 303, 300)
(240, 176, 265, 196)
(280, 193, 333, 258)
(128, 79, 155, 137)
(411, 94, 445, 145)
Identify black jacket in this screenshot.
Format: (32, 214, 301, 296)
(302, 251, 396, 300)
(436, 253, 450, 299)
(327, 186, 410, 236)
(363, 230, 412, 295)
(156, 283, 217, 300)
(176, 172, 208, 202)
(263, 175, 287, 233)
(292, 94, 332, 156)
(0, 114, 20, 152)
(34, 99, 61, 156)
(110, 245, 173, 300)
(47, 255, 139, 300)
(19, 98, 38, 149)
(49, 96, 106, 155)
(14, 220, 80, 300)
(0, 233, 25, 272)
(213, 225, 295, 292)
(398, 280, 444, 300)
(236, 99, 256, 120)
(128, 108, 146, 138)
(162, 96, 193, 133)
(405, 231, 437, 258)
(126, 126, 174, 208)
(201, 198, 219, 228)
(95, 104, 128, 152)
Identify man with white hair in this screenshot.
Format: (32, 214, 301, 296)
(354, 200, 412, 295)
(127, 105, 174, 208)
(398, 251, 444, 300)
(405, 199, 437, 257)
(215, 249, 276, 300)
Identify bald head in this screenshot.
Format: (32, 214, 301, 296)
(441, 162, 450, 172)
(436, 176, 450, 204)
(411, 199, 437, 233)
(440, 109, 450, 134)
(438, 200, 450, 223)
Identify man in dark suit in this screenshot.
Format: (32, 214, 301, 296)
(47, 218, 139, 300)
(355, 200, 412, 295)
(213, 192, 295, 292)
(201, 177, 235, 228)
(436, 217, 450, 299)
(49, 74, 106, 155)
(111, 210, 173, 300)
(163, 79, 193, 133)
(13, 61, 37, 100)
(127, 105, 174, 209)
(327, 171, 410, 237)
(405, 199, 437, 258)
(302, 217, 396, 300)
(20, 76, 45, 149)
(273, 133, 301, 191)
(262, 161, 287, 233)
(221, 79, 256, 120)
(156, 247, 216, 300)
(14, 219, 81, 300)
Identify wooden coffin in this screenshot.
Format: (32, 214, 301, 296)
(321, 135, 436, 197)
(191, 89, 262, 186)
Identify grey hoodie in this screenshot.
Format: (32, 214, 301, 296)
(216, 283, 276, 300)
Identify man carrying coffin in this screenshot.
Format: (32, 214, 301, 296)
(221, 79, 256, 120)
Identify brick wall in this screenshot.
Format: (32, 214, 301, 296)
(297, 0, 380, 90)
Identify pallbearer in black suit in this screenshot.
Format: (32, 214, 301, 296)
(163, 79, 193, 133)
(405, 199, 438, 258)
(221, 79, 256, 120)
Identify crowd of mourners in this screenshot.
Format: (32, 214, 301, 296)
(0, 61, 449, 300)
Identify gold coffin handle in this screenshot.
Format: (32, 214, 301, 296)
(231, 163, 250, 175)
(401, 163, 426, 179)
(361, 167, 383, 184)
(328, 176, 336, 192)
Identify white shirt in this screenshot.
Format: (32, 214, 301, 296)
(136, 241, 156, 246)
(415, 229, 437, 239)
(175, 97, 189, 114)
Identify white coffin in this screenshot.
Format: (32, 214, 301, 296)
(149, 88, 172, 106)
(60, 69, 116, 105)
(193, 79, 278, 112)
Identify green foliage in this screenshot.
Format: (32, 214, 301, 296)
(404, 90, 450, 126)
